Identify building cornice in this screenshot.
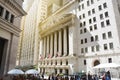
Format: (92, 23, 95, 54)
(39, 14, 75, 38)
(0, 0, 26, 16)
(0, 17, 21, 36)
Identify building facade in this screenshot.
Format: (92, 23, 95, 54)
(0, 0, 25, 75)
(38, 0, 120, 75)
(17, 0, 47, 68)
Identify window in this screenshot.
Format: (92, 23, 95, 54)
(5, 10, 10, 21)
(96, 45, 100, 51)
(108, 58, 112, 63)
(105, 12, 109, 17)
(81, 39, 83, 44)
(95, 35, 98, 41)
(82, 4, 84, 9)
(108, 31, 112, 38)
(91, 36, 94, 42)
(98, 5, 102, 11)
(103, 3, 107, 8)
(10, 14, 14, 23)
(80, 29, 83, 34)
(83, 21, 86, 26)
(79, 15, 81, 19)
(88, 11, 91, 16)
(85, 47, 88, 53)
(87, 1, 90, 6)
(89, 19, 92, 24)
(101, 21, 105, 27)
(102, 33, 106, 39)
(104, 44, 108, 50)
(91, 0, 94, 4)
(0, 5, 4, 17)
(81, 48, 84, 53)
(91, 46, 94, 52)
(109, 42, 114, 49)
(83, 14, 85, 18)
(80, 23, 82, 27)
(94, 24, 97, 30)
(100, 14, 103, 19)
(93, 17, 96, 22)
(90, 26, 93, 31)
(84, 28, 87, 33)
(106, 20, 110, 25)
(78, 5, 81, 11)
(92, 9, 95, 14)
(84, 60, 86, 65)
(85, 38, 87, 43)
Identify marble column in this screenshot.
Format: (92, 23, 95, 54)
(47, 36, 49, 58)
(54, 32, 57, 57)
(58, 30, 62, 56)
(63, 28, 67, 56)
(39, 39, 43, 58)
(50, 34, 53, 57)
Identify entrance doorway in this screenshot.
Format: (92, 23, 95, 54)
(0, 37, 8, 75)
(93, 60, 100, 66)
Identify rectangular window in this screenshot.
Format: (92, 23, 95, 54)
(92, 9, 95, 14)
(0, 5, 4, 17)
(103, 3, 107, 8)
(104, 44, 108, 50)
(85, 47, 88, 53)
(91, 0, 94, 4)
(105, 12, 109, 17)
(93, 17, 96, 22)
(83, 21, 86, 26)
(106, 20, 110, 26)
(102, 33, 106, 39)
(5, 10, 10, 21)
(80, 23, 82, 27)
(78, 5, 81, 11)
(82, 4, 84, 9)
(94, 24, 97, 30)
(81, 39, 83, 44)
(83, 14, 85, 18)
(87, 1, 90, 6)
(79, 15, 81, 20)
(108, 31, 112, 38)
(91, 36, 94, 42)
(109, 42, 114, 49)
(101, 21, 105, 27)
(84, 60, 86, 65)
(108, 58, 112, 63)
(84, 28, 87, 33)
(80, 29, 83, 34)
(96, 45, 100, 51)
(98, 5, 102, 11)
(100, 14, 104, 19)
(95, 35, 98, 41)
(90, 26, 93, 31)
(81, 48, 84, 53)
(89, 19, 92, 24)
(85, 38, 87, 43)
(91, 46, 94, 52)
(10, 14, 14, 23)
(88, 11, 91, 16)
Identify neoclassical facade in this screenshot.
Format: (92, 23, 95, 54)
(0, 0, 25, 75)
(38, 0, 120, 75)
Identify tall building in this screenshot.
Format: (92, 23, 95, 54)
(0, 0, 26, 75)
(38, 0, 120, 75)
(17, 0, 47, 69)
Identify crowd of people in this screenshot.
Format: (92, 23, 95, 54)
(0, 71, 111, 80)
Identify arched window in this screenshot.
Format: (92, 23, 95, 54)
(94, 60, 100, 66)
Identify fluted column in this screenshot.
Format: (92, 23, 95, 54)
(44, 37, 47, 58)
(47, 36, 49, 57)
(58, 30, 62, 56)
(39, 39, 43, 55)
(43, 38, 45, 58)
(50, 34, 53, 57)
(54, 32, 57, 57)
(64, 28, 67, 56)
